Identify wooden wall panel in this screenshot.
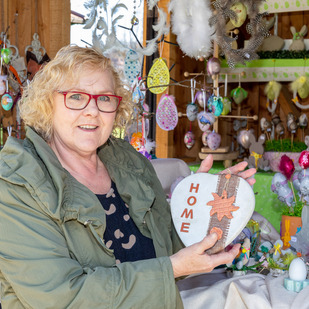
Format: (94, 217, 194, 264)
(0, 0, 70, 145)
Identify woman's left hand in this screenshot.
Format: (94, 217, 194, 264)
(196, 154, 256, 186)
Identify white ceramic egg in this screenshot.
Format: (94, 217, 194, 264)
(289, 258, 307, 281)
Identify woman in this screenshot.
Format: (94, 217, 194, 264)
(0, 45, 255, 308)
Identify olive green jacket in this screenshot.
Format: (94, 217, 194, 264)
(0, 127, 184, 309)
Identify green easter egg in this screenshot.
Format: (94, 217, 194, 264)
(230, 2, 247, 28)
(1, 48, 11, 64)
(221, 97, 232, 115)
(231, 87, 248, 104)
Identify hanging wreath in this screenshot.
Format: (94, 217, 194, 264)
(210, 0, 269, 68)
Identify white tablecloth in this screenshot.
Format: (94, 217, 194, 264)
(177, 270, 309, 309)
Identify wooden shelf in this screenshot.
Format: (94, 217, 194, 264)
(260, 0, 309, 13)
(218, 58, 309, 82)
(199, 151, 239, 168)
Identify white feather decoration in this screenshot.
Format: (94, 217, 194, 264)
(169, 0, 214, 59)
(147, 0, 160, 10)
(136, 7, 169, 56)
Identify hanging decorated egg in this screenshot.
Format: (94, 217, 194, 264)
(1, 48, 11, 64)
(299, 150, 309, 169)
(1, 93, 13, 111)
(130, 132, 143, 151)
(147, 58, 170, 94)
(195, 90, 210, 108)
(207, 57, 221, 76)
(186, 102, 198, 121)
(0, 75, 7, 96)
(197, 111, 215, 132)
(231, 86, 248, 104)
(230, 2, 247, 28)
(184, 131, 195, 149)
(207, 131, 221, 150)
(202, 130, 211, 146)
(207, 95, 223, 116)
(124, 49, 141, 87)
(132, 80, 145, 105)
(221, 97, 232, 115)
(156, 94, 178, 131)
(237, 129, 253, 149)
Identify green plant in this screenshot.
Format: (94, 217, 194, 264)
(265, 139, 307, 153)
(281, 199, 304, 217)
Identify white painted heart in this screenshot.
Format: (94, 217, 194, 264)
(170, 173, 255, 254)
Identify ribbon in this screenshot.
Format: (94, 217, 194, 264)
(282, 219, 291, 247)
(274, 243, 282, 255)
(251, 151, 262, 168)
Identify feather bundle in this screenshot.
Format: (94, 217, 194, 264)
(169, 0, 214, 59)
(290, 75, 309, 99)
(264, 80, 282, 101)
(147, 0, 160, 10)
(136, 7, 169, 56)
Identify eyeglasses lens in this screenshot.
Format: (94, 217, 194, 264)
(65, 92, 119, 112)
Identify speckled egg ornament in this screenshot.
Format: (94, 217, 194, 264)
(156, 94, 178, 131)
(124, 49, 141, 87)
(147, 58, 170, 94)
(184, 131, 195, 149)
(207, 131, 221, 150)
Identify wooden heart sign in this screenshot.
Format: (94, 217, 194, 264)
(171, 173, 255, 254)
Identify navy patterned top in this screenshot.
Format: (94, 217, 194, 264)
(96, 181, 156, 263)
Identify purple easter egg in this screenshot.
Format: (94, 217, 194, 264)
(207, 131, 221, 150)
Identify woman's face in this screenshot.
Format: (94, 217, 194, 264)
(50, 68, 117, 157)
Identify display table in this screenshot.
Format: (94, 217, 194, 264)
(188, 162, 283, 233)
(177, 270, 309, 309)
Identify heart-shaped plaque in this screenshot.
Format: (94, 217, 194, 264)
(171, 173, 255, 254)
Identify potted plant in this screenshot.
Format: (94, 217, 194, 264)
(271, 153, 309, 248)
(264, 139, 307, 172)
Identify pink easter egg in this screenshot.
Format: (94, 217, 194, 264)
(299, 150, 309, 169)
(207, 131, 221, 150)
(184, 131, 195, 149)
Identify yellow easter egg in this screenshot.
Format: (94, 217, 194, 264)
(147, 58, 170, 94)
(230, 2, 247, 28)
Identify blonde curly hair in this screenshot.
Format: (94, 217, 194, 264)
(19, 44, 133, 142)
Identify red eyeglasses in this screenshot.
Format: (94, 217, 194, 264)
(57, 91, 122, 113)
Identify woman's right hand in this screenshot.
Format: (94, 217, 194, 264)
(170, 233, 240, 278)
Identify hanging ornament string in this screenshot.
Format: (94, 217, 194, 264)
(203, 89, 206, 112)
(159, 37, 165, 59)
(131, 0, 139, 26)
(35, 0, 38, 34)
(190, 79, 196, 103)
(7, 124, 12, 137)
